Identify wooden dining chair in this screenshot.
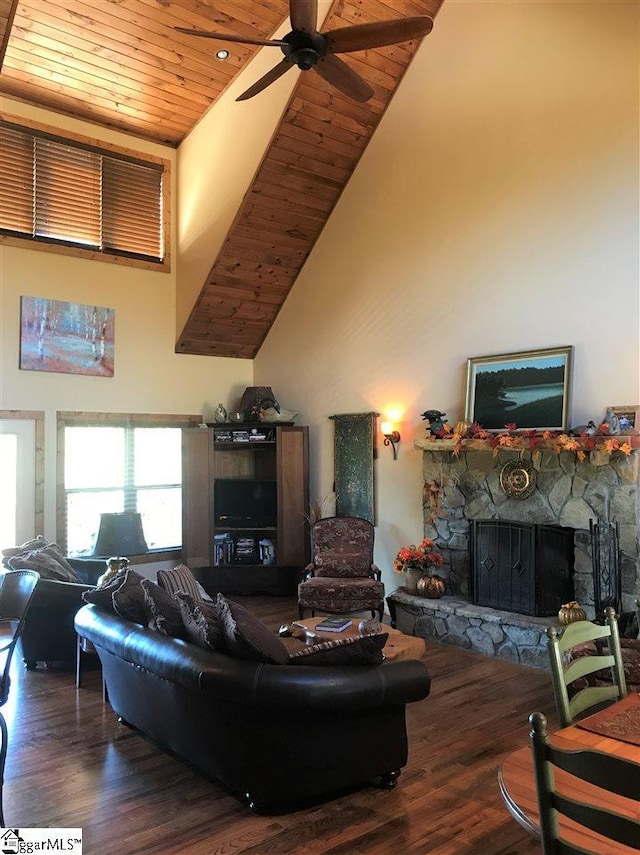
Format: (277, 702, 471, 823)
(529, 711, 640, 854)
(546, 606, 627, 727)
(0, 569, 40, 826)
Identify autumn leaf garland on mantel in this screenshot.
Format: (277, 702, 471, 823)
(425, 421, 634, 461)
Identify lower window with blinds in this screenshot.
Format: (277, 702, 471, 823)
(58, 412, 201, 558)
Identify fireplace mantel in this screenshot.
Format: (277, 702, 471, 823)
(415, 435, 640, 456)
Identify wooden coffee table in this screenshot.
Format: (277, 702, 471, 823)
(291, 616, 426, 662)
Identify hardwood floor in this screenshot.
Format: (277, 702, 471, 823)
(7, 596, 557, 854)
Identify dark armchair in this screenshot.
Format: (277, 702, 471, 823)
(2, 538, 104, 670)
(19, 560, 104, 669)
(298, 517, 385, 620)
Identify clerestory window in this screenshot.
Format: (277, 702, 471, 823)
(0, 119, 169, 269)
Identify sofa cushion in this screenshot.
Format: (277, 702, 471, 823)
(141, 579, 186, 638)
(176, 592, 226, 652)
(82, 569, 131, 610)
(313, 551, 371, 578)
(215, 593, 289, 665)
(6, 541, 79, 582)
(111, 569, 149, 625)
(157, 564, 212, 602)
(289, 633, 388, 666)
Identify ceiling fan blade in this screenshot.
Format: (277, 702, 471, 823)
(236, 59, 295, 101)
(175, 27, 288, 48)
(290, 0, 318, 33)
(315, 55, 373, 103)
(326, 16, 433, 54)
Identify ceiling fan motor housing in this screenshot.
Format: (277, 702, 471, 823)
(282, 31, 328, 70)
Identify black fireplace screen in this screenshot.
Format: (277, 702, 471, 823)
(470, 520, 574, 617)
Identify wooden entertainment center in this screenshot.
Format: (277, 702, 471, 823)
(181, 423, 310, 595)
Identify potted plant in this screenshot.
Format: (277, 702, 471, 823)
(393, 538, 444, 595)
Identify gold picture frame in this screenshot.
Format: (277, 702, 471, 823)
(465, 346, 573, 431)
(608, 404, 640, 434)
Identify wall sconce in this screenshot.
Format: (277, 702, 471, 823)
(381, 421, 401, 460)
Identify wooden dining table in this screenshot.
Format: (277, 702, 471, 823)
(498, 697, 640, 855)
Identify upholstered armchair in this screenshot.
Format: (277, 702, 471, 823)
(298, 517, 384, 620)
(19, 562, 104, 669)
(2, 538, 104, 669)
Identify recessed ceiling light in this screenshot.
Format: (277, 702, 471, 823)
(216, 49, 230, 61)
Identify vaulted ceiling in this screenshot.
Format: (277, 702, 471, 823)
(0, 0, 443, 357)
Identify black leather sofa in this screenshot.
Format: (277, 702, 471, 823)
(21, 559, 104, 669)
(74, 603, 432, 812)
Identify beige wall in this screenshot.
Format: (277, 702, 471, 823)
(0, 98, 252, 542)
(255, 0, 640, 592)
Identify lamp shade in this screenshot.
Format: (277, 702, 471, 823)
(93, 512, 148, 557)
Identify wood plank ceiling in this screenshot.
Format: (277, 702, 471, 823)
(0, 0, 443, 358)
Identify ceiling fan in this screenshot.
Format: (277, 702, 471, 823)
(176, 0, 433, 103)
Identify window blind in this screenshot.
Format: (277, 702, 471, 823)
(0, 124, 34, 234)
(103, 157, 162, 259)
(0, 121, 164, 262)
(35, 138, 102, 246)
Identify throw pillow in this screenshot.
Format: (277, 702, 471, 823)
(289, 633, 388, 666)
(2, 534, 49, 561)
(313, 551, 371, 578)
(140, 579, 186, 638)
(82, 568, 132, 611)
(7, 542, 79, 582)
(215, 593, 289, 664)
(157, 564, 212, 602)
(176, 592, 225, 652)
(111, 569, 149, 625)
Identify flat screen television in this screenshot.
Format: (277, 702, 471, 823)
(214, 479, 277, 528)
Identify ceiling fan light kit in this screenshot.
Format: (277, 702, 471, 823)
(176, 1, 434, 103)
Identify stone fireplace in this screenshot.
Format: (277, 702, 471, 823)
(387, 438, 639, 668)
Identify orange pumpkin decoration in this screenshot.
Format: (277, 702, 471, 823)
(417, 574, 446, 599)
(558, 601, 587, 625)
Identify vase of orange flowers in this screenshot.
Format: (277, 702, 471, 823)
(393, 538, 444, 594)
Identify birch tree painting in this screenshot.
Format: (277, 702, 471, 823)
(20, 297, 115, 376)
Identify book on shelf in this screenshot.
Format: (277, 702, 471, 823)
(314, 616, 353, 633)
(213, 533, 234, 566)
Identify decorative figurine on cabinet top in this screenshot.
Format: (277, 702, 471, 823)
(214, 403, 228, 423)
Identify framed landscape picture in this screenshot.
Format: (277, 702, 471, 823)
(465, 346, 573, 431)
